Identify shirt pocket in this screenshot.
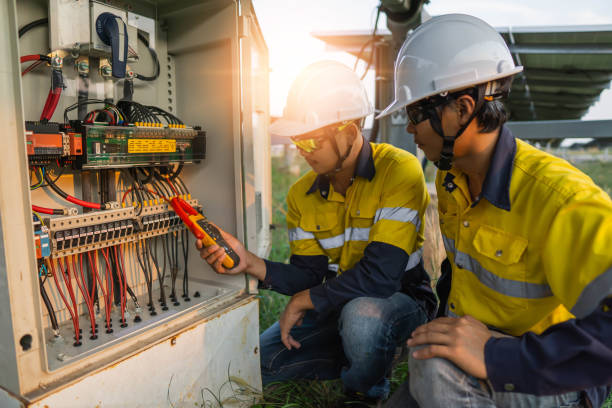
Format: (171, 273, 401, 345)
(472, 224, 528, 286)
(299, 208, 340, 252)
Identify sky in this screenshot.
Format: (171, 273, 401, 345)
(252, 0, 612, 122)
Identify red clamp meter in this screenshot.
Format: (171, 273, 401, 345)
(169, 196, 240, 269)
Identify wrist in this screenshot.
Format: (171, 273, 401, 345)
(245, 251, 266, 281)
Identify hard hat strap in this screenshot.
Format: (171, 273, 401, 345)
(431, 85, 487, 170)
(329, 132, 354, 173)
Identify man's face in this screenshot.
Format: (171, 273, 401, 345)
(292, 126, 351, 174)
(406, 100, 469, 162)
(406, 103, 445, 162)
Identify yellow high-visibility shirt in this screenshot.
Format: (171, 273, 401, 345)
(437, 126, 612, 336)
(287, 141, 429, 274)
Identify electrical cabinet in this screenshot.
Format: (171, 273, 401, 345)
(0, 0, 270, 406)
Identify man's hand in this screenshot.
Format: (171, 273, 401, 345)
(279, 290, 314, 350)
(195, 226, 249, 275)
(406, 315, 492, 379)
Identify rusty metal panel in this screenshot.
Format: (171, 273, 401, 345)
(30, 296, 261, 408)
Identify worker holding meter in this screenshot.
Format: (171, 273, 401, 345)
(376, 14, 612, 408)
(197, 60, 436, 403)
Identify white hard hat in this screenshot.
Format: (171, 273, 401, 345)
(377, 14, 523, 118)
(270, 61, 373, 137)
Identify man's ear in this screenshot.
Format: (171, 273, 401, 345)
(456, 95, 476, 126)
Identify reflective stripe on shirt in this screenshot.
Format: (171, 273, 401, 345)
(288, 227, 315, 242)
(442, 234, 553, 299)
(375, 207, 421, 231)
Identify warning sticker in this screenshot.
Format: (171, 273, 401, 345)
(128, 139, 176, 153)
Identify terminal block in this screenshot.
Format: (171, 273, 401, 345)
(45, 207, 136, 257)
(137, 198, 199, 239)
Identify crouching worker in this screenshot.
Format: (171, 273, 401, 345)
(378, 14, 612, 408)
(197, 61, 437, 404)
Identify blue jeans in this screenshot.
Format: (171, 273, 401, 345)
(408, 351, 584, 408)
(260, 292, 428, 399)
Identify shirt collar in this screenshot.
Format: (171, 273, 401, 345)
(306, 136, 375, 198)
(479, 125, 516, 211)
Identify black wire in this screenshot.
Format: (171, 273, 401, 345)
(175, 175, 189, 195)
(136, 240, 155, 313)
(148, 237, 167, 308)
(19, 18, 48, 38)
(38, 166, 65, 188)
(354, 5, 382, 81)
(64, 99, 124, 124)
(181, 229, 189, 299)
(43, 171, 68, 199)
(135, 33, 160, 81)
(39, 273, 59, 331)
(168, 163, 184, 182)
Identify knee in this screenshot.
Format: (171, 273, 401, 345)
(339, 297, 388, 341)
(408, 352, 463, 408)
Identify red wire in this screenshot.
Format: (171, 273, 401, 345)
(45, 87, 62, 121)
(40, 88, 54, 121)
(55, 258, 81, 343)
(90, 251, 112, 330)
(60, 258, 81, 343)
(49, 259, 79, 342)
(20, 54, 41, 63)
(64, 195, 102, 210)
(32, 205, 57, 215)
(75, 254, 96, 337)
(22, 60, 43, 76)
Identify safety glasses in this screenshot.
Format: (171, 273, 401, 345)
(406, 103, 433, 126)
(290, 122, 352, 153)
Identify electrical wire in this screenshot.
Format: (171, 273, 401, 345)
(43, 170, 108, 210)
(53, 258, 81, 345)
(147, 238, 167, 310)
(32, 204, 63, 215)
(38, 263, 59, 333)
(99, 248, 115, 332)
(19, 17, 48, 38)
(353, 4, 382, 81)
(136, 240, 155, 315)
(73, 255, 97, 338)
(112, 246, 127, 326)
(135, 32, 160, 82)
(181, 229, 190, 300)
(30, 167, 45, 190)
(64, 99, 124, 124)
(90, 250, 112, 331)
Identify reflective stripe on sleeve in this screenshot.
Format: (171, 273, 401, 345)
(288, 227, 315, 242)
(442, 234, 553, 299)
(405, 247, 423, 271)
(374, 207, 421, 230)
(570, 265, 612, 318)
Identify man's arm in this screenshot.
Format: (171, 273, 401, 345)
(485, 296, 612, 395)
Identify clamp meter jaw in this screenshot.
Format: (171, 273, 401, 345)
(169, 197, 240, 269)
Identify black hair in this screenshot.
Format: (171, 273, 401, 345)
(475, 100, 508, 133)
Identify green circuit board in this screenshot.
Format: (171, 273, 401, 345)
(77, 125, 206, 168)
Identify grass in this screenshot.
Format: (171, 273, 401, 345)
(257, 148, 612, 407)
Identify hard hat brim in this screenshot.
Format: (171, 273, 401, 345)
(376, 67, 523, 120)
(269, 118, 324, 138)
